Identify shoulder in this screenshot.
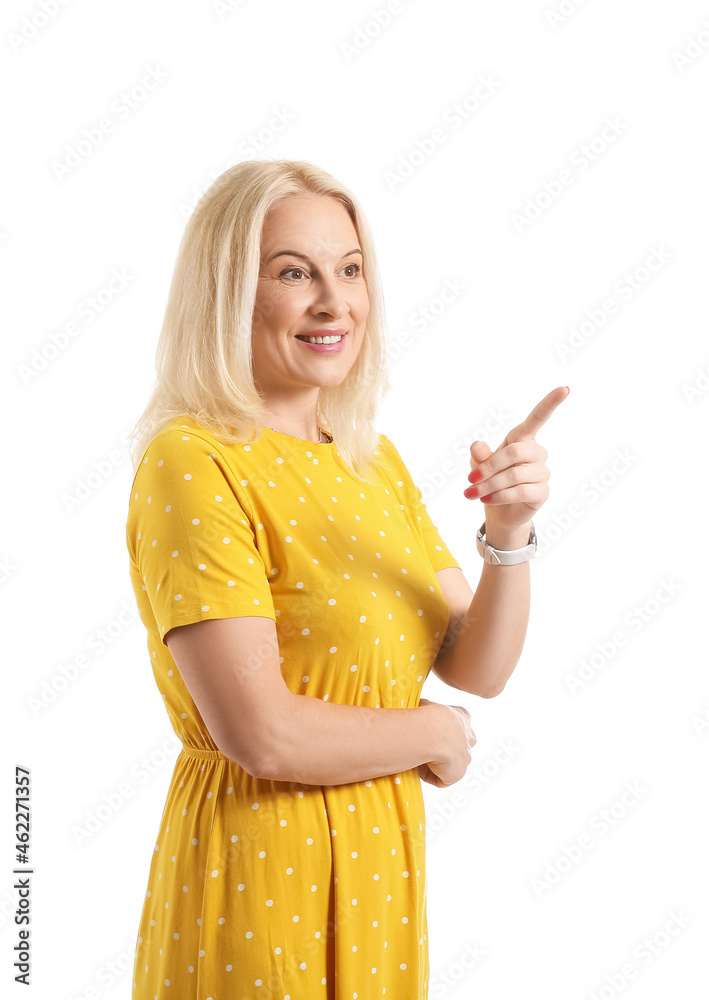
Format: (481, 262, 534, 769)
(374, 431, 410, 479)
(153, 416, 225, 454)
(139, 417, 229, 469)
(130, 419, 232, 504)
(374, 431, 402, 466)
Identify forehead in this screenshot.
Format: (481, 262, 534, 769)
(260, 194, 358, 255)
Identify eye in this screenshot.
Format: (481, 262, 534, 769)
(280, 266, 307, 280)
(341, 262, 362, 277)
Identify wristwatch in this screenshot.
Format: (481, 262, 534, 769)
(476, 520, 537, 565)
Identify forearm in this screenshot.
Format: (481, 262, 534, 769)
(440, 522, 531, 697)
(260, 694, 445, 786)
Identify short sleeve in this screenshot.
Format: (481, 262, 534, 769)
(378, 434, 461, 572)
(126, 427, 276, 645)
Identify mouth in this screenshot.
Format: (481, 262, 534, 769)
(295, 331, 347, 344)
(294, 330, 348, 354)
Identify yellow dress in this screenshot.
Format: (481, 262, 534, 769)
(125, 414, 461, 999)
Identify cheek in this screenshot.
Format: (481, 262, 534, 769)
(252, 291, 278, 332)
(253, 288, 302, 332)
(358, 286, 371, 317)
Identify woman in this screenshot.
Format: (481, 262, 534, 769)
(125, 159, 567, 998)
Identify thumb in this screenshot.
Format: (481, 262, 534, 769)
(470, 440, 493, 470)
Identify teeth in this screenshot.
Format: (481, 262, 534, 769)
(301, 334, 342, 344)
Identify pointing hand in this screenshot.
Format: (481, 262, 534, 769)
(463, 386, 570, 533)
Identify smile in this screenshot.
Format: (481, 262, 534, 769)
(295, 332, 347, 353)
(296, 334, 343, 344)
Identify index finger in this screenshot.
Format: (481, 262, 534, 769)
(514, 385, 570, 441)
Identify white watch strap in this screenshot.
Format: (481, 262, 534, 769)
(476, 520, 537, 565)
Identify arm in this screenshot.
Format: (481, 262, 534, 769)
(266, 692, 448, 786)
(434, 385, 568, 695)
(430, 522, 531, 698)
(166, 615, 449, 786)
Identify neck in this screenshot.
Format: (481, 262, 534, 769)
(259, 396, 326, 442)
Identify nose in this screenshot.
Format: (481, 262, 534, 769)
(310, 275, 349, 319)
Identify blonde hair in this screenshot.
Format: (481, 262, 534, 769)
(127, 159, 392, 481)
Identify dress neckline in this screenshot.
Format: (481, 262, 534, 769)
(164, 416, 338, 463)
(258, 424, 337, 461)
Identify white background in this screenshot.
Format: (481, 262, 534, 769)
(3, 0, 708, 997)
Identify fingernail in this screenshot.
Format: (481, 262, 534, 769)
(481, 495, 492, 503)
(465, 486, 479, 498)
(469, 469, 483, 484)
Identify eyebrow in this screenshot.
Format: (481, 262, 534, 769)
(266, 248, 363, 264)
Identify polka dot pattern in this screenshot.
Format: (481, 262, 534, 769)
(125, 416, 460, 997)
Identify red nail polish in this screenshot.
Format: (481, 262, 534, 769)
(481, 495, 492, 503)
(465, 486, 479, 498)
(469, 469, 483, 484)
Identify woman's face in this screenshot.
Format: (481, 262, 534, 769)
(251, 193, 370, 398)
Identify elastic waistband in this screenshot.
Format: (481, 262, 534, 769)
(180, 743, 228, 761)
